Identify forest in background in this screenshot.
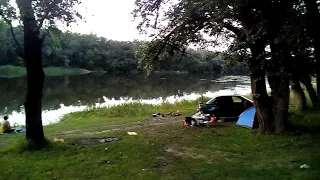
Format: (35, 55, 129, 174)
(0, 20, 246, 76)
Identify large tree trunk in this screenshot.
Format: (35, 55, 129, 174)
(17, 0, 45, 147)
(290, 77, 307, 111)
(268, 76, 290, 134)
(251, 70, 273, 133)
(301, 76, 319, 106)
(304, 0, 320, 97)
(268, 39, 291, 134)
(249, 40, 273, 134)
(239, 3, 274, 134)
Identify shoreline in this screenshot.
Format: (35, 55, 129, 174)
(0, 65, 93, 78)
(6, 84, 253, 126)
(0, 65, 248, 78)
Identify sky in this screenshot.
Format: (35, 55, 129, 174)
(8, 0, 228, 51)
(67, 0, 228, 51)
(67, 0, 147, 41)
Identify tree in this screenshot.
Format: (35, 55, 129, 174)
(0, 0, 82, 148)
(0, 24, 245, 76)
(133, 0, 315, 134)
(303, 0, 320, 97)
(133, 0, 273, 133)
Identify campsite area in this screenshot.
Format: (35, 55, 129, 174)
(1, 96, 320, 180)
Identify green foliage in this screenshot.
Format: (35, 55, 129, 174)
(64, 98, 207, 119)
(0, 22, 246, 76)
(133, 0, 316, 77)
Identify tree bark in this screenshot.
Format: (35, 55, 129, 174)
(301, 76, 319, 106)
(268, 76, 290, 134)
(17, 0, 45, 147)
(249, 39, 273, 134)
(304, 0, 320, 97)
(290, 77, 307, 111)
(251, 69, 273, 133)
(238, 4, 274, 134)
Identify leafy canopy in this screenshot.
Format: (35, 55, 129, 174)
(0, 0, 82, 28)
(132, 0, 249, 72)
(133, 0, 315, 77)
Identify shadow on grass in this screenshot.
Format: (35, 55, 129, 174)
(1, 137, 70, 154)
(288, 107, 320, 134)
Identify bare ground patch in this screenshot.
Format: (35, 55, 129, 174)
(55, 116, 183, 138)
(68, 137, 121, 145)
(164, 145, 241, 164)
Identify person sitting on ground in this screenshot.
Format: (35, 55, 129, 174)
(0, 116, 13, 133)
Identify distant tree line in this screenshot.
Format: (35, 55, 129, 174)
(0, 20, 246, 76)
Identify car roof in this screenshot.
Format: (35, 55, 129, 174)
(207, 95, 252, 103)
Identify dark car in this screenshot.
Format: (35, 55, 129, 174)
(198, 95, 253, 119)
(185, 95, 254, 127)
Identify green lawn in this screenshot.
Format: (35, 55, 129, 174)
(1, 96, 320, 179)
(0, 65, 90, 78)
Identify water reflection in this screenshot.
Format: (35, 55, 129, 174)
(0, 74, 251, 125)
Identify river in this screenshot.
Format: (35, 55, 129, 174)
(0, 74, 252, 126)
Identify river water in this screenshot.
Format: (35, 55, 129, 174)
(0, 74, 252, 125)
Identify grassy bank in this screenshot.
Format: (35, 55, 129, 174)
(0, 65, 89, 78)
(1, 96, 320, 179)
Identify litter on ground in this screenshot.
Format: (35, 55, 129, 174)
(98, 137, 120, 143)
(127, 132, 138, 135)
(300, 164, 310, 169)
(53, 138, 65, 142)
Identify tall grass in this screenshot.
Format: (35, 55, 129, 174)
(63, 97, 211, 120)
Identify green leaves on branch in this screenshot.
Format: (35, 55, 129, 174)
(31, 0, 83, 28)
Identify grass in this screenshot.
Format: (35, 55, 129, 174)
(45, 98, 207, 133)
(1, 95, 320, 179)
(0, 65, 89, 78)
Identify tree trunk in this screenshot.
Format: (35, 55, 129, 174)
(249, 39, 273, 134)
(17, 0, 45, 148)
(304, 0, 320, 97)
(267, 31, 291, 134)
(290, 77, 307, 111)
(251, 70, 273, 133)
(301, 76, 319, 106)
(268, 76, 290, 134)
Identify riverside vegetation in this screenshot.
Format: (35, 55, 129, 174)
(0, 20, 246, 77)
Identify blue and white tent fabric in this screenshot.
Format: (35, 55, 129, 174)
(236, 107, 256, 128)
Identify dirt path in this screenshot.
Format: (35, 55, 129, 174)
(54, 116, 184, 138)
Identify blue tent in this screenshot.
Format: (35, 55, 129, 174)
(236, 107, 256, 128)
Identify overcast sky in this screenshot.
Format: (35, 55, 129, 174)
(8, 0, 227, 51)
(67, 0, 146, 41)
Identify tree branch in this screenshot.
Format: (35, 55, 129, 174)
(224, 23, 244, 38)
(38, 10, 50, 29)
(38, 0, 61, 29)
(0, 12, 24, 59)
